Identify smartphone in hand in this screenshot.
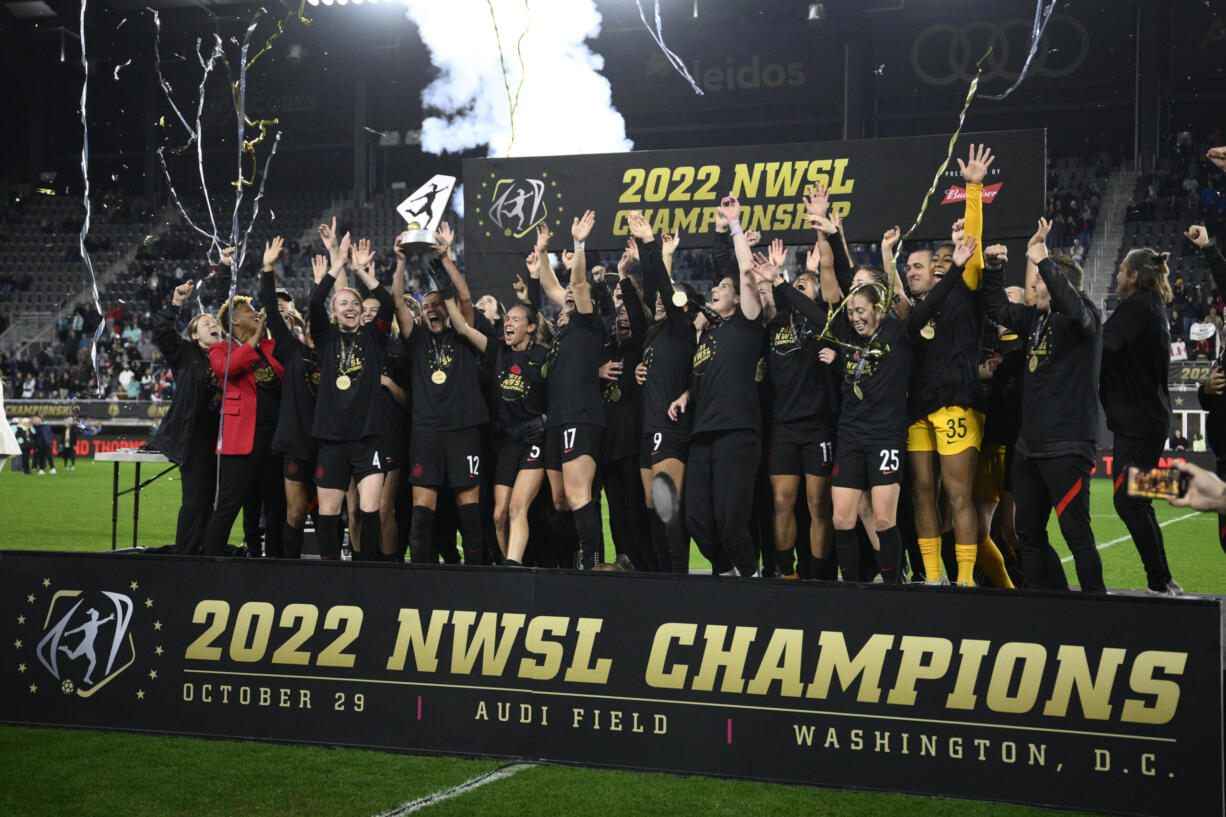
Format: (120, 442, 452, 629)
(1126, 466, 1189, 500)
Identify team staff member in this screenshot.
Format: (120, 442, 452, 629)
(1187, 223, 1226, 556)
(402, 222, 490, 565)
(202, 256, 286, 558)
(266, 239, 321, 559)
(982, 227, 1105, 593)
(667, 196, 765, 578)
(759, 237, 839, 581)
(906, 143, 994, 587)
(1100, 246, 1180, 595)
(309, 233, 394, 561)
(536, 210, 607, 570)
(774, 234, 978, 581)
(151, 279, 222, 555)
(634, 224, 698, 573)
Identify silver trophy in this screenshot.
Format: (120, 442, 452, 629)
(396, 174, 457, 253)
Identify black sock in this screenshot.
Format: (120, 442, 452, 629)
(667, 514, 689, 574)
(282, 523, 304, 559)
(875, 526, 902, 584)
(457, 502, 485, 566)
(358, 510, 382, 563)
(409, 506, 435, 563)
(553, 509, 578, 569)
(649, 514, 671, 573)
(316, 514, 342, 561)
(813, 555, 838, 581)
(573, 501, 604, 569)
(835, 528, 862, 582)
(776, 546, 796, 575)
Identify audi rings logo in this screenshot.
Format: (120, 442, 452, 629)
(910, 15, 1088, 87)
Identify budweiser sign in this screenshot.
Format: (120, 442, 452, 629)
(941, 182, 1003, 205)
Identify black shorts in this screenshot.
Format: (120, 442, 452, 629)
(494, 437, 545, 488)
(639, 427, 689, 469)
(769, 416, 835, 477)
(545, 423, 603, 471)
(314, 438, 382, 491)
(831, 439, 905, 491)
(408, 427, 483, 488)
(283, 456, 314, 483)
(378, 393, 405, 472)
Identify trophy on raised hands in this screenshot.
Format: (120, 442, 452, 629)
(396, 174, 457, 254)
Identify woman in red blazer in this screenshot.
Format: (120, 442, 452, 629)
(201, 246, 287, 557)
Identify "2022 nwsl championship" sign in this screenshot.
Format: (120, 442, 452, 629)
(2, 551, 1222, 816)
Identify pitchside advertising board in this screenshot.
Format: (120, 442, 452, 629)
(461, 128, 1045, 255)
(3, 553, 1222, 816)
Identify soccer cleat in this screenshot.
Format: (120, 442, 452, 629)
(38, 469, 45, 475)
(614, 553, 635, 571)
(1146, 586, 1176, 597)
(779, 571, 799, 580)
(1166, 579, 1183, 596)
(49, 468, 56, 474)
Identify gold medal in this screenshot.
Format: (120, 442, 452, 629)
(1028, 355, 1038, 372)
(853, 382, 864, 400)
(335, 374, 352, 390)
(672, 291, 687, 307)
(431, 369, 447, 385)
(609, 385, 622, 402)
(920, 321, 935, 340)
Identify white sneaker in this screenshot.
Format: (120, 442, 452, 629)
(38, 469, 45, 475)
(50, 468, 56, 474)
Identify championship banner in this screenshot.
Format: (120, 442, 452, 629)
(462, 129, 1045, 254)
(7, 399, 168, 422)
(4, 552, 1221, 816)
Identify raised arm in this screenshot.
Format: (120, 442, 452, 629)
(391, 232, 416, 339)
(880, 226, 911, 319)
(720, 195, 762, 321)
(1185, 225, 1226, 293)
(444, 295, 489, 353)
(1025, 218, 1051, 305)
(533, 223, 566, 309)
(570, 210, 596, 314)
(661, 230, 680, 280)
(309, 241, 346, 350)
(956, 143, 993, 290)
(981, 244, 1031, 333)
(155, 283, 193, 365)
(431, 221, 475, 327)
(1028, 243, 1096, 336)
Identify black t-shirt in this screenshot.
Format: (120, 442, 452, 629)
(766, 300, 839, 424)
(1100, 292, 1171, 437)
(690, 311, 765, 436)
(641, 314, 696, 436)
(484, 340, 547, 440)
(252, 346, 282, 429)
(408, 328, 489, 433)
(834, 313, 915, 446)
(309, 274, 394, 442)
(908, 277, 984, 420)
(544, 310, 606, 429)
(601, 336, 644, 461)
(981, 332, 1024, 447)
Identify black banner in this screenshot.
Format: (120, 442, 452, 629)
(3, 552, 1222, 816)
(462, 129, 1045, 254)
(7, 399, 168, 422)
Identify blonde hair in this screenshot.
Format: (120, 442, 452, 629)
(216, 296, 252, 333)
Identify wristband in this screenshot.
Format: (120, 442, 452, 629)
(574, 240, 585, 250)
(729, 226, 743, 237)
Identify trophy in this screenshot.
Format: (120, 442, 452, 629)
(396, 174, 457, 253)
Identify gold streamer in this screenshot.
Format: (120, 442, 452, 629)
(485, 0, 530, 156)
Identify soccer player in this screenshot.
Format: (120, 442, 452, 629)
(1186, 222, 1226, 556)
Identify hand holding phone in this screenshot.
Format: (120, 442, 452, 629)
(1126, 466, 1189, 500)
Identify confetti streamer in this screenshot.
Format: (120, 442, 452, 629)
(634, 0, 703, 96)
(980, 0, 1059, 101)
(112, 59, 131, 81)
(78, 0, 107, 396)
(483, 0, 531, 156)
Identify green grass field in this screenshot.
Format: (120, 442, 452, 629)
(1, 459, 1222, 816)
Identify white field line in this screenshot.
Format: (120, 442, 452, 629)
(372, 763, 534, 817)
(1060, 511, 1202, 564)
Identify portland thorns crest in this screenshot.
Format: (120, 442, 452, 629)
(34, 588, 135, 697)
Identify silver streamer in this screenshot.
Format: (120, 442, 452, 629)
(634, 0, 703, 96)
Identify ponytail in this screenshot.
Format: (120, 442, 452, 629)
(1122, 248, 1174, 304)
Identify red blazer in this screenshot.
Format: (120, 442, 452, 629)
(208, 339, 283, 455)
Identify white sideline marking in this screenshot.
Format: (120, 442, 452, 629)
(1060, 511, 1201, 564)
(373, 763, 534, 816)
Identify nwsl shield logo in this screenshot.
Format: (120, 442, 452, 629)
(35, 590, 135, 697)
(488, 179, 548, 237)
